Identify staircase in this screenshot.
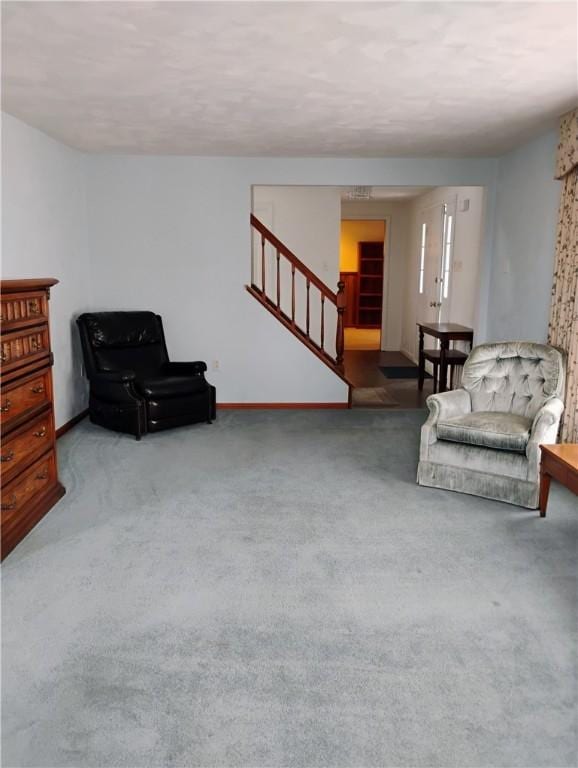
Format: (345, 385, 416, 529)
(246, 214, 352, 395)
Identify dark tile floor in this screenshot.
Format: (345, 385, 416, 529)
(344, 349, 433, 408)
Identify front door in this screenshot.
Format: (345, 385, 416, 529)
(418, 203, 445, 330)
(438, 198, 457, 324)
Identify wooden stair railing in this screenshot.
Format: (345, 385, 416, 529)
(246, 214, 348, 383)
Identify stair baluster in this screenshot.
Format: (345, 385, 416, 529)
(306, 279, 310, 337)
(320, 294, 325, 350)
(247, 214, 349, 381)
(336, 280, 345, 367)
(276, 250, 281, 310)
(261, 235, 266, 294)
(291, 264, 296, 324)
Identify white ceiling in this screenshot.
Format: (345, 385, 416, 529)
(2, 1, 577, 156)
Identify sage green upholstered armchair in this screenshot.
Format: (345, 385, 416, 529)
(417, 342, 566, 508)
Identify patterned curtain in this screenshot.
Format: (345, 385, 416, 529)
(548, 108, 578, 442)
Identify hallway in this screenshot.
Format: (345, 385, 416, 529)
(344, 328, 381, 351)
(345, 350, 432, 408)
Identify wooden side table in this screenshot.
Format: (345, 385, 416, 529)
(539, 444, 578, 517)
(417, 322, 474, 392)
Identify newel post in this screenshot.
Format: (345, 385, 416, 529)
(336, 280, 346, 369)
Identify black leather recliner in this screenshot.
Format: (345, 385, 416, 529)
(77, 312, 216, 439)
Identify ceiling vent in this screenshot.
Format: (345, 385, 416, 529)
(347, 186, 372, 200)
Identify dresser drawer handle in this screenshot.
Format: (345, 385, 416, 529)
(0, 351, 6, 363)
(28, 300, 41, 315)
(31, 385, 45, 394)
(33, 426, 47, 438)
(36, 470, 48, 481)
(1, 495, 17, 511)
(30, 338, 39, 351)
(1, 450, 15, 463)
(0, 400, 11, 413)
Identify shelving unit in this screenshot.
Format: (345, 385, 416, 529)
(357, 242, 384, 328)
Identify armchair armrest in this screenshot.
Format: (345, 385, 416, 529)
(420, 388, 472, 460)
(526, 397, 565, 478)
(426, 388, 472, 423)
(162, 361, 207, 376)
(92, 370, 136, 383)
(89, 370, 142, 404)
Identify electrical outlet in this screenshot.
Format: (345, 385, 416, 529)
(212, 360, 220, 371)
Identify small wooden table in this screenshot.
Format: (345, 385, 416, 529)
(417, 322, 474, 392)
(539, 444, 578, 517)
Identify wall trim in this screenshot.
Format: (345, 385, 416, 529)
(56, 409, 89, 438)
(217, 403, 349, 409)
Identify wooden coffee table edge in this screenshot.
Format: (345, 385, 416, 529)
(539, 443, 578, 518)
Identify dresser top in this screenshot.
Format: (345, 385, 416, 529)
(1, 278, 59, 294)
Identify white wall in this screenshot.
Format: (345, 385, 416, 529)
(252, 186, 341, 356)
(448, 187, 486, 330)
(1, 114, 91, 428)
(253, 186, 340, 285)
(401, 186, 485, 362)
(251, 192, 413, 354)
(487, 130, 560, 342)
(86, 156, 498, 403)
(341, 199, 411, 351)
(3, 111, 501, 407)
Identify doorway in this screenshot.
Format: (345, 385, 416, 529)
(416, 197, 457, 331)
(339, 219, 385, 351)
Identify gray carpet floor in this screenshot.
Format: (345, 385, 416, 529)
(2, 410, 577, 768)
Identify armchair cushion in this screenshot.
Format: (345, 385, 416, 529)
(83, 311, 162, 348)
(437, 411, 532, 453)
(461, 342, 566, 419)
(135, 375, 209, 399)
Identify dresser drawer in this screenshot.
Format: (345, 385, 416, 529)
(1, 326, 50, 373)
(1, 451, 56, 530)
(0, 369, 51, 428)
(0, 410, 54, 486)
(1, 291, 48, 331)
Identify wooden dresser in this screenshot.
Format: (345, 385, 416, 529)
(1, 279, 65, 559)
